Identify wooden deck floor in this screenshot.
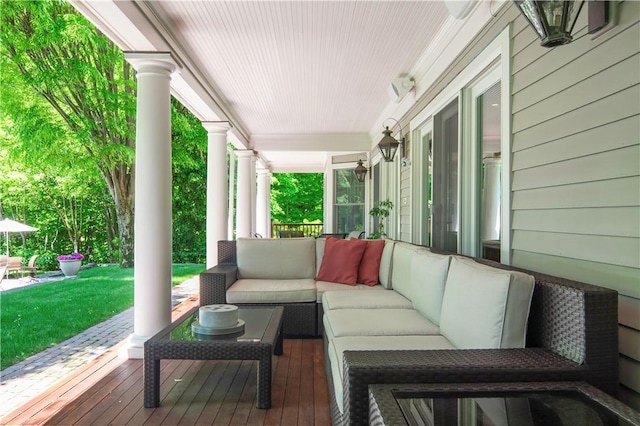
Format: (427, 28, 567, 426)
(1, 298, 332, 425)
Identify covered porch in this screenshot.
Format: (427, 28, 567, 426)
(8, 0, 638, 417)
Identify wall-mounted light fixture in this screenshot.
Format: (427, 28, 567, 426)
(514, 0, 585, 47)
(378, 118, 405, 162)
(353, 159, 368, 183)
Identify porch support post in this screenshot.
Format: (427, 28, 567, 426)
(203, 122, 230, 268)
(235, 150, 254, 238)
(227, 149, 236, 239)
(251, 156, 258, 236)
(122, 52, 177, 359)
(256, 167, 272, 238)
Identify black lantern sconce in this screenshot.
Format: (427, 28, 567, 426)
(353, 159, 368, 183)
(378, 118, 405, 162)
(514, 0, 614, 48)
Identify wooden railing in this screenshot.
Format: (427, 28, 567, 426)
(271, 223, 324, 238)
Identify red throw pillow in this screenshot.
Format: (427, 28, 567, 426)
(355, 239, 385, 285)
(316, 237, 368, 285)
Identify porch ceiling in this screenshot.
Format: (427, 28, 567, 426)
(71, 1, 457, 172)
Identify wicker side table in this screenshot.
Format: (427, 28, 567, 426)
(369, 382, 640, 426)
(144, 305, 283, 409)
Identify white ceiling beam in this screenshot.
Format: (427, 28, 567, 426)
(252, 133, 371, 152)
(68, 1, 155, 51)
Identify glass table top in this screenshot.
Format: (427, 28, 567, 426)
(165, 307, 277, 343)
(396, 390, 634, 426)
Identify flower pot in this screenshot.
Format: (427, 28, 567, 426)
(59, 259, 82, 277)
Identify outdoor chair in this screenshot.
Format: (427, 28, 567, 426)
(317, 233, 347, 239)
(347, 230, 365, 239)
(6, 256, 24, 278)
(277, 230, 304, 238)
(23, 255, 38, 277)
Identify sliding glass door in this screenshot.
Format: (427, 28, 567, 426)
(431, 99, 459, 253)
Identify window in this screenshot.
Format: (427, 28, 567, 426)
(372, 162, 380, 234)
(333, 168, 365, 233)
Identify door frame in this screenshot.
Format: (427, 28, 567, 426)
(410, 26, 512, 263)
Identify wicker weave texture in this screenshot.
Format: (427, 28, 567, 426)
(317, 303, 325, 336)
(238, 302, 317, 336)
(340, 348, 585, 425)
(199, 264, 238, 305)
(218, 240, 237, 264)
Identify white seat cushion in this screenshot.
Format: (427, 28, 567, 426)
(316, 281, 386, 302)
(226, 278, 317, 303)
(323, 308, 440, 341)
(328, 335, 456, 413)
(321, 289, 412, 310)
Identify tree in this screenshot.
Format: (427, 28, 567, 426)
(271, 173, 324, 223)
(1, 0, 137, 266)
(171, 101, 208, 262)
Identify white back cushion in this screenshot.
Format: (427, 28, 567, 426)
(458, 258, 536, 348)
(378, 240, 395, 289)
(236, 238, 316, 279)
(440, 257, 534, 349)
(390, 242, 417, 298)
(409, 249, 451, 325)
(315, 238, 326, 276)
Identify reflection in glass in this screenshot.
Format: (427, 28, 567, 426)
(398, 391, 632, 426)
(478, 82, 502, 261)
(432, 99, 459, 253)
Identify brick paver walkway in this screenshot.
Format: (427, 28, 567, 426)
(0, 276, 199, 419)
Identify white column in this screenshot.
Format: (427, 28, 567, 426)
(235, 150, 254, 238)
(250, 156, 258, 236)
(227, 149, 236, 239)
(203, 122, 230, 268)
(122, 52, 177, 359)
(256, 168, 272, 238)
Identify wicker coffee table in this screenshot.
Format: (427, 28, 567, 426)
(144, 305, 284, 409)
(369, 381, 640, 425)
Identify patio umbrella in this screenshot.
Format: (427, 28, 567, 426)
(0, 218, 38, 279)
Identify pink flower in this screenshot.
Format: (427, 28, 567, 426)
(57, 253, 84, 261)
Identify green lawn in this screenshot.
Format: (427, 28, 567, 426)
(0, 264, 205, 370)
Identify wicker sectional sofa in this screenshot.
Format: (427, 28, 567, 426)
(199, 237, 619, 425)
(200, 237, 392, 337)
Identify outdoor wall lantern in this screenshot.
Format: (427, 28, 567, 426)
(514, 0, 585, 47)
(353, 159, 368, 183)
(378, 118, 405, 162)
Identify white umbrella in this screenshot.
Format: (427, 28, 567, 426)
(0, 218, 38, 279)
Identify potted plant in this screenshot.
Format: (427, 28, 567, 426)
(57, 253, 84, 278)
(368, 199, 394, 239)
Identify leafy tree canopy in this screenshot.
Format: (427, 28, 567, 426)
(1, 0, 209, 267)
(271, 173, 323, 224)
